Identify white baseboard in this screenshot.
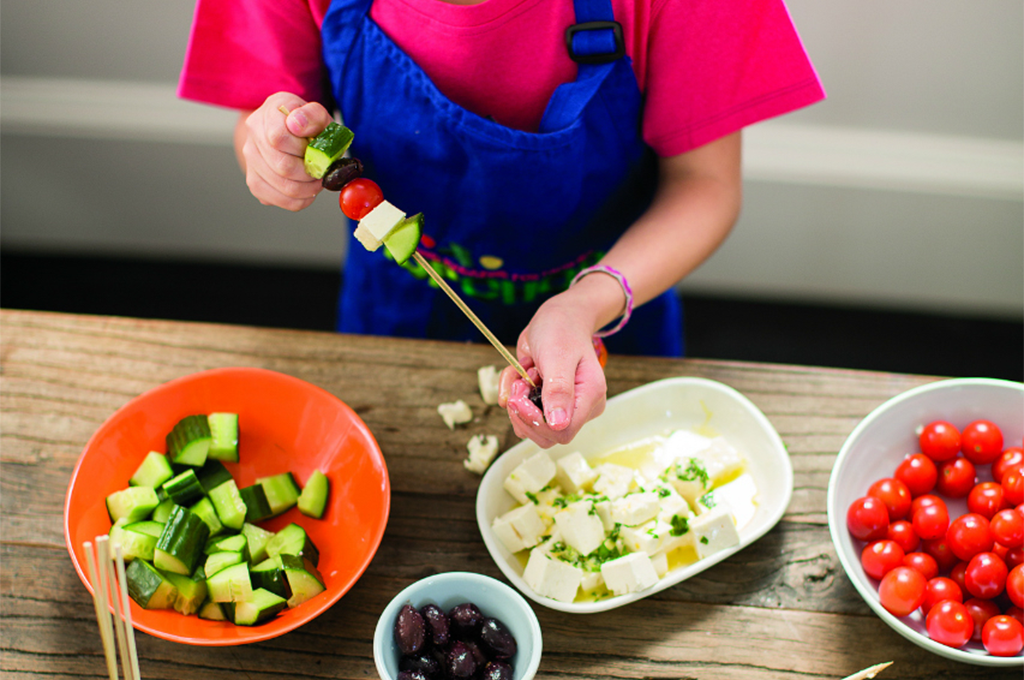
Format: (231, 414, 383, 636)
(2, 76, 1021, 201)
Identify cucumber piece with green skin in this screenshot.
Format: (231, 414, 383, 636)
(250, 557, 292, 600)
(204, 550, 245, 579)
(207, 412, 239, 462)
(106, 486, 160, 523)
(240, 484, 274, 523)
(206, 561, 252, 603)
(204, 533, 249, 558)
(303, 122, 354, 179)
(166, 415, 212, 467)
(279, 554, 326, 608)
(189, 497, 225, 539)
(116, 520, 164, 562)
(198, 599, 228, 621)
(241, 522, 275, 564)
(383, 213, 423, 266)
(161, 469, 205, 506)
(196, 459, 234, 494)
(130, 451, 174, 488)
(153, 505, 210, 575)
(234, 587, 288, 626)
(208, 479, 248, 531)
(151, 498, 175, 523)
(266, 523, 320, 567)
(163, 570, 208, 616)
(297, 470, 330, 519)
(125, 559, 178, 610)
(256, 472, 302, 516)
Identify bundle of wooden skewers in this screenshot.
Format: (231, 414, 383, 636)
(83, 535, 142, 680)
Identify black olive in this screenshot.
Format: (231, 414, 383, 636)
(399, 652, 441, 678)
(446, 641, 479, 679)
(481, 661, 514, 680)
(396, 672, 430, 680)
(394, 604, 427, 656)
(321, 157, 363, 191)
(528, 384, 544, 412)
(479, 618, 517, 660)
(448, 602, 484, 640)
(420, 603, 450, 648)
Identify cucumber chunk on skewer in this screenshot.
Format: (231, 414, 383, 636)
(304, 122, 354, 179)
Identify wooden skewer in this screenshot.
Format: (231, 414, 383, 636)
(83, 541, 118, 680)
(114, 545, 141, 680)
(97, 536, 139, 680)
(841, 661, 893, 680)
(412, 251, 536, 387)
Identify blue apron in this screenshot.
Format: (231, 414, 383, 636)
(321, 0, 683, 356)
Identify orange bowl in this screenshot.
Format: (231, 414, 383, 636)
(64, 367, 390, 646)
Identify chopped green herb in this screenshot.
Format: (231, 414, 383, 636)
(656, 487, 670, 498)
(700, 536, 709, 545)
(676, 458, 709, 487)
(669, 514, 690, 537)
(699, 491, 716, 509)
(524, 491, 539, 504)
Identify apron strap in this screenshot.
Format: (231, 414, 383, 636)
(539, 0, 625, 132)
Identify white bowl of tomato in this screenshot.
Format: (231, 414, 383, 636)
(827, 378, 1024, 667)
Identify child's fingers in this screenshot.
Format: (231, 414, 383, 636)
(282, 101, 334, 139)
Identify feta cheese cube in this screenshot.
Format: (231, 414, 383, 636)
(532, 487, 563, 527)
(437, 399, 473, 429)
(654, 485, 692, 523)
(600, 552, 659, 595)
(491, 504, 547, 554)
(693, 437, 746, 484)
(580, 570, 605, 593)
(689, 506, 741, 559)
(663, 429, 714, 461)
(711, 472, 759, 530)
(503, 451, 557, 505)
(667, 456, 712, 505)
(610, 492, 661, 527)
(554, 451, 598, 494)
(464, 434, 499, 474)
(593, 499, 615, 532)
(592, 463, 635, 501)
(524, 549, 583, 603)
(650, 550, 669, 578)
(477, 365, 500, 405)
(354, 200, 405, 251)
(619, 520, 667, 555)
(553, 500, 605, 556)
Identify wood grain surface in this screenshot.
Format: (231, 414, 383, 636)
(1, 309, 1017, 679)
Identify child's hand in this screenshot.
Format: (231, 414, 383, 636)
(497, 295, 608, 448)
(235, 93, 335, 211)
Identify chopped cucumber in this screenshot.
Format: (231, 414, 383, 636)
(130, 451, 174, 488)
(125, 559, 178, 610)
(241, 522, 275, 564)
(279, 554, 325, 608)
(383, 213, 423, 266)
(166, 415, 212, 467)
(207, 412, 239, 462)
(196, 459, 234, 494)
(204, 533, 250, 559)
(257, 472, 302, 516)
(297, 470, 330, 519)
(163, 571, 208, 616)
(240, 484, 274, 523)
(251, 557, 292, 600)
(207, 562, 252, 603)
(116, 520, 164, 562)
(208, 479, 247, 531)
(204, 550, 245, 579)
(189, 497, 225, 538)
(151, 498, 176, 523)
(266, 523, 320, 567)
(303, 122, 354, 179)
(162, 469, 205, 506)
(154, 505, 210, 576)
(106, 486, 160, 523)
(198, 599, 228, 621)
(234, 588, 288, 626)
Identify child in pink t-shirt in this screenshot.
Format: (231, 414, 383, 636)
(179, 0, 824, 448)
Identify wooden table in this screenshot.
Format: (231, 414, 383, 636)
(1, 309, 1017, 679)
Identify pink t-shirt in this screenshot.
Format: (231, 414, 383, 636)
(179, 0, 824, 157)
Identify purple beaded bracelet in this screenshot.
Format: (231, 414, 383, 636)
(569, 264, 634, 338)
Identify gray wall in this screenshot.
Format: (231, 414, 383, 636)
(2, 1, 1021, 319)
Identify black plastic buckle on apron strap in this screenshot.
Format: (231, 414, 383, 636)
(565, 21, 625, 65)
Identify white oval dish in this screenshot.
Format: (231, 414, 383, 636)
(476, 376, 792, 613)
(827, 377, 1024, 667)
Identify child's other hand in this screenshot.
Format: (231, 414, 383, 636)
(236, 93, 335, 211)
(497, 297, 607, 448)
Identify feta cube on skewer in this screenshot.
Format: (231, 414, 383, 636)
(354, 200, 406, 251)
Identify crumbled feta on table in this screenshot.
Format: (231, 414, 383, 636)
(437, 399, 473, 429)
(464, 434, 499, 474)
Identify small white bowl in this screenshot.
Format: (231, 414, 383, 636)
(373, 571, 542, 680)
(827, 377, 1024, 667)
(476, 376, 792, 613)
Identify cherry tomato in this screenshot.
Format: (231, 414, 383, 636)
(861, 540, 906, 580)
(950, 560, 969, 592)
(913, 501, 950, 541)
(961, 420, 1004, 465)
(887, 520, 920, 554)
(964, 597, 1001, 641)
(903, 551, 939, 580)
(982, 615, 1024, 657)
(919, 420, 961, 462)
(1005, 545, 1024, 570)
(991, 508, 1024, 549)
(921, 576, 963, 614)
(878, 566, 928, 617)
(895, 453, 938, 497)
(946, 513, 994, 562)
(1006, 606, 1024, 627)
(993, 447, 1024, 483)
(964, 552, 1009, 600)
(847, 496, 890, 542)
(1003, 468, 1024, 507)
(338, 178, 384, 220)
(868, 477, 912, 521)
(926, 599, 973, 648)
(968, 482, 1007, 519)
(910, 494, 942, 516)
(1008, 563, 1024, 609)
(923, 537, 960, 572)
(935, 456, 976, 498)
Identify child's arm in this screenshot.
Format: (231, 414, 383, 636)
(233, 92, 336, 211)
(499, 131, 743, 448)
